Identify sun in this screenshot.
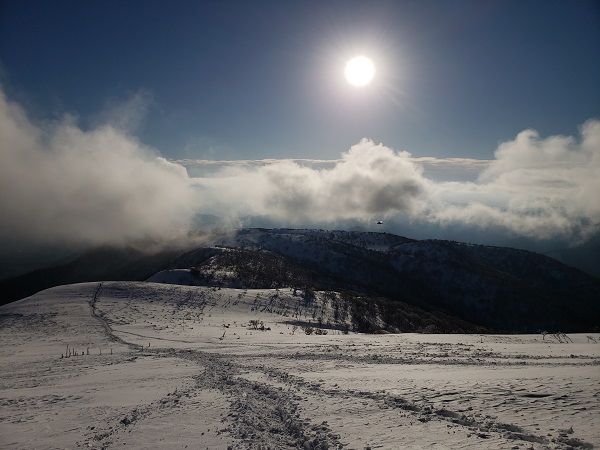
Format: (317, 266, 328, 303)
(344, 56, 375, 87)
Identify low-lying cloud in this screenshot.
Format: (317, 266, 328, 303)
(192, 140, 427, 222)
(189, 121, 600, 243)
(1, 85, 598, 249)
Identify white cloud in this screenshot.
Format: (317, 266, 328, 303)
(1, 84, 598, 248)
(0, 87, 195, 247)
(186, 121, 600, 243)
(190, 139, 428, 223)
(427, 119, 600, 241)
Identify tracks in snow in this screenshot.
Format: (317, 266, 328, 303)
(84, 284, 343, 449)
(85, 284, 595, 450)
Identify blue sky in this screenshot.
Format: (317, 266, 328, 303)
(0, 0, 599, 265)
(2, 0, 598, 160)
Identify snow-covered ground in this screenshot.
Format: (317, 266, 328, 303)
(1, 281, 598, 449)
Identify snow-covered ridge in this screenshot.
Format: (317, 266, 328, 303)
(2, 228, 599, 332)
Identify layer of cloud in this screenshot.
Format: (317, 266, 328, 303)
(179, 156, 489, 182)
(1, 84, 598, 249)
(0, 87, 195, 247)
(186, 122, 600, 243)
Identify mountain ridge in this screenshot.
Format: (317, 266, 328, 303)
(1, 228, 598, 333)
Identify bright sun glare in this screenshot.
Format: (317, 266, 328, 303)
(345, 56, 375, 87)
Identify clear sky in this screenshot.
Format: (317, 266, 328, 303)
(1, 0, 598, 160)
(1, 0, 599, 262)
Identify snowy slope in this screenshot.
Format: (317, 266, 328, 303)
(1, 281, 599, 449)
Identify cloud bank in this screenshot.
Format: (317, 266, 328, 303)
(188, 123, 600, 243)
(1, 85, 598, 249)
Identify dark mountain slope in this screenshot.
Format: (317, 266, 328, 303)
(0, 246, 186, 306)
(191, 229, 600, 332)
(386, 240, 600, 332)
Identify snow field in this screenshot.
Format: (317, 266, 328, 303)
(0, 281, 598, 449)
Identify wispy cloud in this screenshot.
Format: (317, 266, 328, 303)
(89, 89, 154, 134)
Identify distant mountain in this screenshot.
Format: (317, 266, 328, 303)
(0, 245, 185, 305)
(541, 237, 600, 279)
(1, 228, 598, 333)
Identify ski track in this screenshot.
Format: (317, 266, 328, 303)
(0, 281, 598, 449)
